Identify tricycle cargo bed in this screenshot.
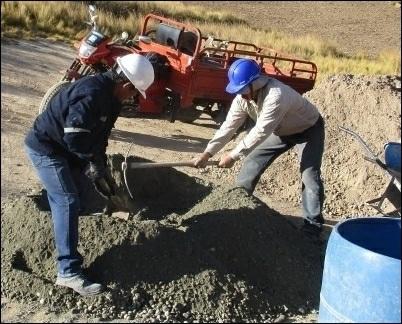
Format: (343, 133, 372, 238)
(194, 45, 317, 96)
(135, 13, 318, 120)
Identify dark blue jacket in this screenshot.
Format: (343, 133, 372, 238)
(25, 71, 121, 165)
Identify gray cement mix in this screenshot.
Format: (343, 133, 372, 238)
(1, 155, 324, 322)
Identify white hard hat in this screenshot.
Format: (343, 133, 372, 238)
(116, 53, 154, 98)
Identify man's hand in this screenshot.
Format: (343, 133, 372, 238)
(193, 152, 212, 168)
(84, 156, 106, 182)
(219, 153, 235, 168)
(94, 176, 115, 199)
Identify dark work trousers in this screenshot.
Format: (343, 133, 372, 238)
(236, 115, 325, 226)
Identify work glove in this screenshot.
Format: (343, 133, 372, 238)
(84, 155, 107, 182)
(94, 176, 116, 199)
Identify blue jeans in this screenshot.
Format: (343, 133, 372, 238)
(237, 116, 325, 226)
(25, 145, 83, 277)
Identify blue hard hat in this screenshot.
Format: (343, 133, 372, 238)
(226, 58, 261, 94)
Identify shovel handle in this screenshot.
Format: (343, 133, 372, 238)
(124, 160, 219, 169)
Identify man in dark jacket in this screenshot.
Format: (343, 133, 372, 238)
(25, 53, 154, 296)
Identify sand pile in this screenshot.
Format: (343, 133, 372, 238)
(1, 154, 324, 322)
(304, 74, 401, 218)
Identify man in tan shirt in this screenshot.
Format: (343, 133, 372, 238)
(193, 58, 325, 237)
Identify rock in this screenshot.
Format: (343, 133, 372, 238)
(298, 306, 305, 314)
(112, 211, 130, 221)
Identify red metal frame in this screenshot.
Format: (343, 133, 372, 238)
(136, 13, 318, 113)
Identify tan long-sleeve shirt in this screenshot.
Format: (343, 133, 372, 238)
(205, 76, 320, 160)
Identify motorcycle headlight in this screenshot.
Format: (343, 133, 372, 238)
(79, 42, 97, 58)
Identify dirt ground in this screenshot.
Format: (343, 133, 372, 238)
(1, 2, 401, 322)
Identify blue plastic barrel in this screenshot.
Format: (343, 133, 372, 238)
(319, 217, 401, 323)
(384, 142, 401, 172)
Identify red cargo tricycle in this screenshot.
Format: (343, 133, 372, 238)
(132, 13, 318, 123)
(40, 6, 318, 124)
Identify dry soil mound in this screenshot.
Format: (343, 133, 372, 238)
(205, 75, 401, 219)
(304, 75, 401, 218)
(1, 155, 324, 322)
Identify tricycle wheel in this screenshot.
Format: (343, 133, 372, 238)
(38, 80, 71, 114)
(163, 90, 181, 123)
(176, 107, 203, 124)
(209, 103, 229, 126)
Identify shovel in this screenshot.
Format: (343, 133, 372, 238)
(122, 160, 219, 169)
(121, 160, 219, 199)
(93, 173, 125, 216)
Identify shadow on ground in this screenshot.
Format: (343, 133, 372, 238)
(110, 129, 210, 153)
(88, 203, 325, 310)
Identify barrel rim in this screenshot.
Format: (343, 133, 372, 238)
(332, 216, 401, 261)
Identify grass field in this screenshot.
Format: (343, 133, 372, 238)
(1, 1, 400, 78)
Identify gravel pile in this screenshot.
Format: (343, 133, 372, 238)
(1, 156, 324, 322)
